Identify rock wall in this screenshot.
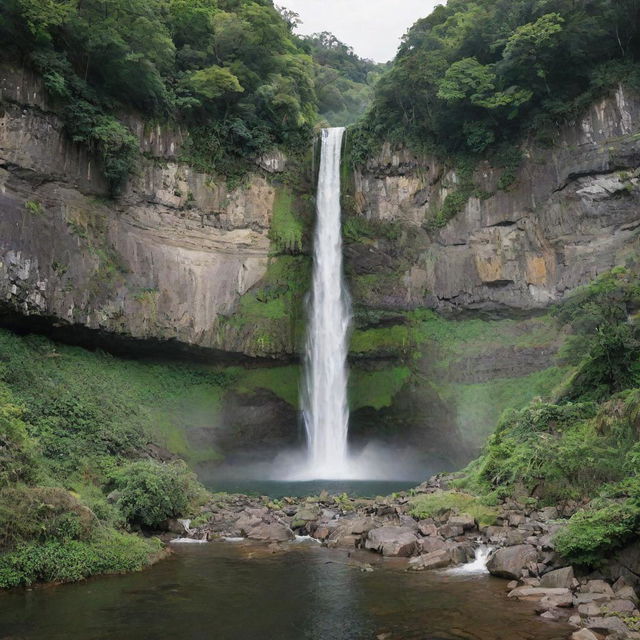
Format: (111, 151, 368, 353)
(0, 63, 282, 355)
(352, 86, 640, 312)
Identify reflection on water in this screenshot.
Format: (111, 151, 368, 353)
(0, 543, 571, 640)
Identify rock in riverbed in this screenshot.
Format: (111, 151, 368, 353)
(487, 545, 538, 580)
(365, 526, 419, 557)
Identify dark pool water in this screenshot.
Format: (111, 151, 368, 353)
(0, 542, 571, 640)
(204, 479, 420, 498)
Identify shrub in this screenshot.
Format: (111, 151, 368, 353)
(0, 487, 96, 550)
(0, 530, 162, 588)
(0, 396, 39, 488)
(555, 500, 640, 567)
(409, 490, 497, 526)
(112, 460, 204, 528)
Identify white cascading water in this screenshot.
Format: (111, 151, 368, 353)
(302, 127, 351, 479)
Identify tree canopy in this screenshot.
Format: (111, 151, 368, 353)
(352, 0, 640, 162)
(0, 0, 320, 187)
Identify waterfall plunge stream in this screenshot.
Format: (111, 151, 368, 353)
(302, 127, 351, 479)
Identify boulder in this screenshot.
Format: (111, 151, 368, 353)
(365, 526, 418, 557)
(438, 524, 464, 539)
(571, 630, 600, 640)
(577, 602, 601, 617)
(615, 585, 639, 603)
(583, 580, 615, 595)
(418, 521, 438, 537)
(540, 566, 575, 589)
(293, 506, 321, 523)
(327, 533, 360, 549)
(574, 592, 613, 605)
(587, 616, 632, 635)
(539, 593, 573, 609)
(408, 549, 452, 571)
(418, 536, 447, 554)
(487, 545, 538, 580)
(246, 522, 294, 542)
(508, 587, 571, 600)
(604, 599, 637, 614)
(344, 517, 378, 536)
(448, 514, 476, 530)
(505, 530, 526, 546)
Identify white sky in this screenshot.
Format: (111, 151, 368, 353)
(279, 0, 442, 62)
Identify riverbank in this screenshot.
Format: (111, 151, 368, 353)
(169, 476, 640, 640)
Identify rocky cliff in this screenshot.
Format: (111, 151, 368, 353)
(2, 63, 640, 463)
(350, 86, 640, 312)
(0, 63, 288, 357)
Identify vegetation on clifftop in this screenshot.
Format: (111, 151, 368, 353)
(351, 0, 640, 163)
(0, 0, 318, 188)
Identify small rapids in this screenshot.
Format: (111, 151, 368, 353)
(446, 545, 494, 575)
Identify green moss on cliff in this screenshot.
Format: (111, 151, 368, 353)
(270, 187, 304, 254)
(350, 324, 413, 358)
(233, 365, 301, 409)
(349, 366, 412, 411)
(219, 255, 310, 356)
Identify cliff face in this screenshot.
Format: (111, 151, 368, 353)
(352, 86, 640, 312)
(2, 63, 640, 464)
(0, 64, 283, 355)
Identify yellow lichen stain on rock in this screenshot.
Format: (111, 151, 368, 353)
(526, 255, 548, 286)
(475, 255, 504, 283)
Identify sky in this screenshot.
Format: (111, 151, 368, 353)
(279, 1, 442, 62)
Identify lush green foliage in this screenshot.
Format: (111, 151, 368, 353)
(112, 460, 204, 528)
(0, 329, 242, 587)
(352, 0, 640, 162)
(300, 32, 384, 126)
(555, 495, 640, 566)
(0, 530, 162, 588)
(409, 490, 497, 526)
(554, 267, 640, 402)
(0, 0, 320, 187)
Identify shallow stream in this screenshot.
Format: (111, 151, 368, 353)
(1, 542, 572, 640)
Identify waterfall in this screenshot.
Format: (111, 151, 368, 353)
(302, 127, 351, 479)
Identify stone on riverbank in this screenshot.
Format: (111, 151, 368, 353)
(365, 526, 418, 557)
(408, 549, 452, 571)
(540, 567, 574, 589)
(487, 545, 537, 580)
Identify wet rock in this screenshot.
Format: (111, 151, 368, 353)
(540, 567, 575, 589)
(327, 533, 360, 549)
(408, 549, 452, 571)
(246, 522, 294, 542)
(365, 526, 419, 557)
(508, 587, 571, 600)
(487, 545, 538, 580)
(538, 592, 573, 609)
